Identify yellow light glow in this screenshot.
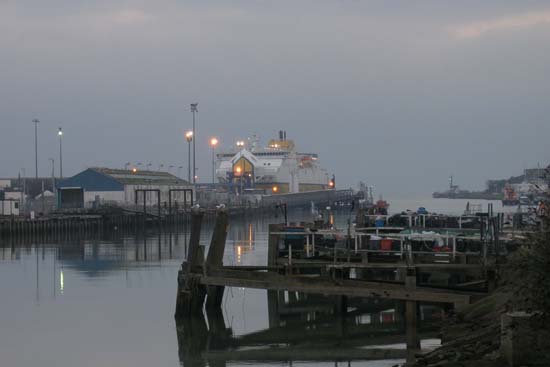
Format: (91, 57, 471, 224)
(210, 137, 219, 147)
(60, 270, 64, 294)
(272, 186, 278, 193)
(235, 166, 242, 174)
(329, 181, 334, 188)
(132, 168, 137, 173)
(185, 131, 193, 142)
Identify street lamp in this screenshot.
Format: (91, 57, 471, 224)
(209, 137, 219, 184)
(185, 130, 193, 182)
(32, 119, 39, 178)
(58, 127, 63, 178)
(190, 103, 198, 183)
(20, 168, 26, 210)
(49, 158, 55, 194)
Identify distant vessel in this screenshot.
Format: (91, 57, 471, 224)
(432, 175, 502, 200)
(214, 131, 333, 194)
(502, 184, 519, 206)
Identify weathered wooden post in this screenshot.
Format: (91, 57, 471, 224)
(175, 208, 206, 319)
(205, 208, 229, 310)
(268, 223, 283, 268)
(175, 313, 208, 366)
(405, 267, 420, 365)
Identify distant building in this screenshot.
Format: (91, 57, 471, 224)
(57, 167, 194, 209)
(0, 179, 10, 190)
(0, 190, 24, 216)
(0, 200, 19, 216)
(524, 168, 547, 185)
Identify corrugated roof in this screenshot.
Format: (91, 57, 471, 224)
(90, 167, 191, 186)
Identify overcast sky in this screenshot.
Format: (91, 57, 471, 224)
(1, 1, 549, 196)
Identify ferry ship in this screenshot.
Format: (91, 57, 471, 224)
(214, 131, 333, 194)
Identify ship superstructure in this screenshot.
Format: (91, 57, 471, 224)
(215, 131, 331, 194)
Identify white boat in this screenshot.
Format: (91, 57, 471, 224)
(214, 131, 333, 194)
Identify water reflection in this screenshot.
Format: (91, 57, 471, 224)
(0, 212, 439, 367)
(176, 290, 441, 366)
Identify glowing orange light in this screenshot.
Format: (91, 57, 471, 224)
(132, 168, 137, 173)
(329, 180, 334, 188)
(272, 186, 278, 193)
(235, 166, 242, 174)
(210, 137, 219, 147)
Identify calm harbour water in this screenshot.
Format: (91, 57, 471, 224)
(0, 198, 504, 367)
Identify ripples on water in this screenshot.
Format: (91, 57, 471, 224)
(0, 203, 476, 367)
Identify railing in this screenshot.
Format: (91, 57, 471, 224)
(270, 229, 484, 266)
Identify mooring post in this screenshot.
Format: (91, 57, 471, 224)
(175, 208, 206, 319)
(175, 314, 208, 366)
(267, 290, 280, 328)
(205, 209, 229, 310)
(405, 267, 420, 365)
(268, 223, 283, 269)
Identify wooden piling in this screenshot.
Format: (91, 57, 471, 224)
(175, 208, 206, 319)
(405, 267, 420, 365)
(205, 209, 229, 310)
(268, 224, 283, 268)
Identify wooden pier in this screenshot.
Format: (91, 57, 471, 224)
(0, 204, 285, 240)
(174, 209, 497, 364)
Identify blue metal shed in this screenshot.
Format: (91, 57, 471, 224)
(57, 169, 124, 208)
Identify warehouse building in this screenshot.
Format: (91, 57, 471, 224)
(57, 167, 193, 209)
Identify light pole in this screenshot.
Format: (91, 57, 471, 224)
(21, 168, 26, 211)
(185, 131, 193, 182)
(33, 119, 39, 178)
(58, 127, 63, 178)
(49, 158, 55, 196)
(190, 103, 198, 183)
(209, 137, 219, 184)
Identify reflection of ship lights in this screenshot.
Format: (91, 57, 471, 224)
(248, 224, 253, 247)
(60, 270, 64, 294)
(237, 245, 242, 263)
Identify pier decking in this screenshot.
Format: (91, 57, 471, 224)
(174, 208, 503, 363)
